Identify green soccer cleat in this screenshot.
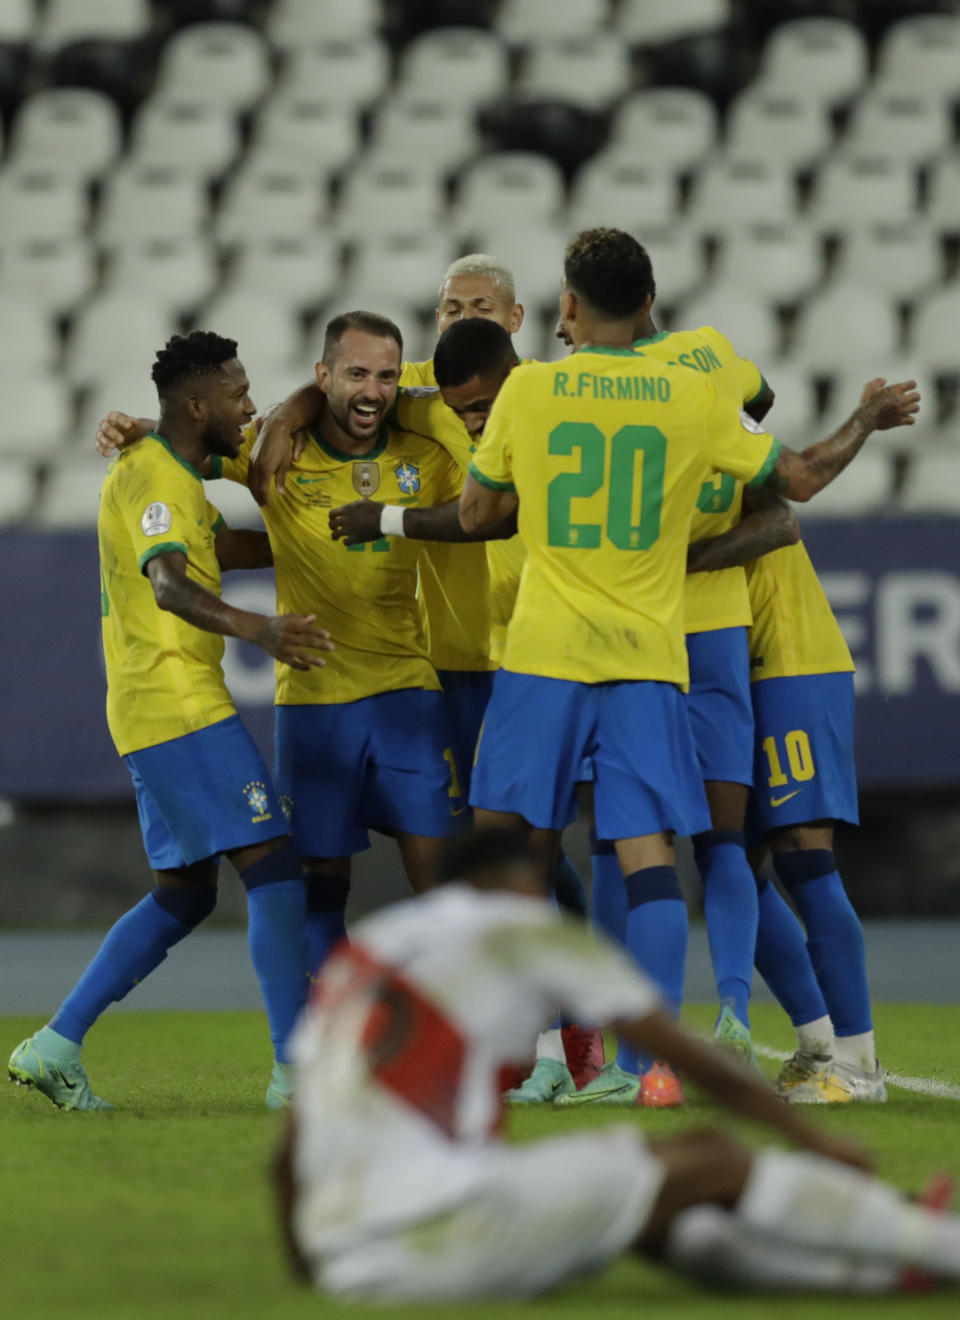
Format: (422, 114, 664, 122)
(554, 1061, 641, 1107)
(713, 1005, 761, 1071)
(773, 1049, 834, 1097)
(504, 1057, 574, 1105)
(266, 1061, 296, 1110)
(8, 1037, 113, 1111)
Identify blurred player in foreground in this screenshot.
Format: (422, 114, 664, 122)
(274, 827, 960, 1301)
(10, 332, 332, 1110)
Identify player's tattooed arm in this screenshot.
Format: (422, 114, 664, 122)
(329, 498, 517, 545)
(249, 381, 323, 506)
(272, 1111, 311, 1285)
(762, 377, 919, 502)
(686, 487, 800, 573)
(146, 551, 333, 670)
(458, 473, 519, 535)
(214, 521, 274, 570)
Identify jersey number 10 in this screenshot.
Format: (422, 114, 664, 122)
(547, 422, 666, 551)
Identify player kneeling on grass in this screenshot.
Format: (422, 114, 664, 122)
(273, 827, 960, 1301)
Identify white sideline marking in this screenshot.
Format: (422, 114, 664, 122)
(755, 1044, 960, 1101)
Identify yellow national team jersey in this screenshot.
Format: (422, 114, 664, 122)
(746, 542, 854, 682)
(634, 326, 766, 635)
(99, 434, 236, 756)
(213, 420, 461, 706)
(470, 350, 780, 688)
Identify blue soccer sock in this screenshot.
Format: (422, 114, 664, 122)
(305, 871, 350, 977)
(773, 849, 873, 1039)
(754, 871, 830, 1028)
(589, 832, 627, 946)
(693, 829, 757, 1028)
(620, 865, 688, 1075)
(48, 886, 215, 1045)
(553, 850, 588, 919)
(240, 842, 310, 1065)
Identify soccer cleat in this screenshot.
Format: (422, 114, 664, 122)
(504, 1057, 574, 1105)
(8, 1037, 113, 1111)
(900, 1172, 956, 1291)
(713, 1005, 761, 1070)
(786, 1058, 887, 1105)
(554, 1061, 640, 1107)
(640, 1060, 687, 1108)
(561, 1024, 604, 1090)
(265, 1061, 296, 1110)
(773, 1049, 834, 1097)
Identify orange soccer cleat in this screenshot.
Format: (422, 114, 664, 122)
(639, 1060, 687, 1109)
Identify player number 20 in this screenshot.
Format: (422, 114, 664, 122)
(546, 422, 666, 551)
(762, 730, 816, 786)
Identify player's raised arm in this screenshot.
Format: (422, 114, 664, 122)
(687, 486, 800, 574)
(330, 496, 517, 545)
(249, 379, 324, 506)
(213, 516, 273, 570)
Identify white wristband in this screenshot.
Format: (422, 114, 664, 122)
(379, 505, 406, 538)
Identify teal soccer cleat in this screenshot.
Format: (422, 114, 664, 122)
(504, 1057, 574, 1105)
(266, 1061, 296, 1110)
(554, 1061, 641, 1107)
(713, 1005, 761, 1071)
(8, 1036, 113, 1111)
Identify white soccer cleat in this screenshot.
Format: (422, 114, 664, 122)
(773, 1049, 834, 1097)
(786, 1059, 887, 1104)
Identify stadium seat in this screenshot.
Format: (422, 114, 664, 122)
(39, 458, 116, 528)
(568, 154, 677, 231)
(506, 311, 545, 363)
(0, 237, 95, 316)
(0, 373, 73, 459)
(498, 0, 610, 45)
(0, 296, 59, 375)
(619, 0, 731, 45)
(282, 38, 391, 109)
(609, 88, 718, 172)
(675, 286, 781, 364)
(0, 0, 34, 44)
(901, 454, 960, 513)
(200, 292, 303, 372)
(267, 0, 384, 47)
(844, 91, 951, 167)
(338, 163, 446, 238)
(724, 89, 832, 171)
(50, 37, 149, 115)
(35, 0, 150, 50)
(453, 152, 565, 231)
(102, 238, 217, 318)
(754, 18, 869, 105)
(230, 235, 339, 312)
(0, 458, 36, 526)
(807, 153, 916, 234)
(460, 225, 568, 309)
(638, 223, 706, 306)
(791, 285, 901, 375)
(75, 374, 163, 449)
(924, 155, 960, 238)
(202, 476, 264, 530)
(67, 294, 176, 387)
(799, 452, 893, 516)
(833, 222, 940, 303)
(215, 164, 326, 245)
(7, 88, 122, 182)
(349, 233, 458, 308)
(712, 222, 821, 304)
(97, 165, 207, 245)
(876, 13, 960, 98)
(153, 23, 272, 112)
(758, 363, 820, 448)
(0, 167, 87, 241)
(397, 27, 508, 106)
(827, 361, 939, 448)
(686, 158, 795, 236)
(247, 97, 361, 179)
(517, 35, 632, 112)
(128, 97, 240, 179)
(247, 365, 314, 415)
(909, 290, 960, 373)
(367, 96, 480, 173)
(305, 295, 424, 364)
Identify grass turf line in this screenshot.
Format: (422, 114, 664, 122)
(3, 1005, 960, 1320)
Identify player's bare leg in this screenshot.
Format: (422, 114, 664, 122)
(395, 831, 446, 894)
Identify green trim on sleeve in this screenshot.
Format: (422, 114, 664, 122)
(747, 437, 783, 488)
(211, 513, 224, 534)
(468, 462, 515, 492)
(138, 540, 188, 573)
(207, 455, 224, 479)
(744, 375, 769, 407)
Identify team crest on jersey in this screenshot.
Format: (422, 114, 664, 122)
(243, 781, 273, 824)
(352, 461, 380, 497)
(279, 794, 293, 822)
(141, 502, 172, 537)
(394, 461, 420, 495)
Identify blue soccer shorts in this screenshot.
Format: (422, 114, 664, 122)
(470, 670, 710, 840)
(747, 671, 859, 840)
(124, 714, 285, 870)
(685, 625, 754, 786)
(274, 688, 459, 858)
(436, 668, 495, 797)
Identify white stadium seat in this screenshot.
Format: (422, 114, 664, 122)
(807, 153, 916, 233)
(609, 89, 718, 172)
(8, 89, 122, 182)
(39, 459, 114, 529)
(833, 222, 940, 303)
(901, 454, 960, 514)
(712, 222, 821, 304)
(461, 226, 568, 309)
(268, 0, 384, 47)
(305, 296, 424, 364)
(97, 165, 207, 245)
(202, 477, 264, 531)
(0, 0, 34, 43)
(453, 153, 565, 232)
(0, 296, 59, 375)
(675, 287, 781, 364)
(282, 38, 391, 110)
(76, 375, 164, 453)
(0, 237, 95, 316)
(876, 13, 960, 98)
(338, 163, 446, 238)
(686, 158, 795, 236)
(247, 366, 314, 416)
(725, 89, 832, 171)
(367, 96, 480, 173)
(499, 0, 610, 45)
(909, 291, 960, 373)
(0, 167, 87, 241)
(129, 97, 241, 180)
(925, 155, 960, 237)
(826, 363, 939, 450)
(67, 295, 176, 387)
(0, 459, 36, 527)
(230, 235, 339, 311)
(755, 18, 869, 106)
(102, 238, 217, 318)
(201, 293, 303, 373)
(518, 35, 632, 112)
(215, 164, 327, 245)
(36, 0, 150, 50)
(844, 91, 951, 167)
(154, 23, 273, 113)
(638, 224, 706, 306)
(619, 0, 731, 45)
(791, 285, 901, 376)
(349, 233, 458, 307)
(397, 28, 508, 106)
(247, 97, 361, 179)
(760, 365, 820, 449)
(0, 373, 72, 459)
(569, 153, 677, 232)
(800, 453, 893, 516)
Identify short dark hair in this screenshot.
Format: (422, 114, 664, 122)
(322, 310, 403, 366)
(564, 228, 656, 321)
(151, 330, 239, 398)
(433, 318, 517, 390)
(437, 827, 547, 889)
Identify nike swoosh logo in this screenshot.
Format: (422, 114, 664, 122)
(769, 790, 801, 808)
(451, 805, 468, 817)
(53, 1068, 77, 1090)
(296, 475, 330, 485)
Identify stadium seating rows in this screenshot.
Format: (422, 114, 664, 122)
(0, 0, 958, 524)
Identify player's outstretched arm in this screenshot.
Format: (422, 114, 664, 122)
(214, 520, 273, 570)
(458, 472, 519, 535)
(95, 412, 156, 456)
(687, 486, 800, 573)
(763, 378, 919, 502)
(330, 497, 518, 545)
(249, 382, 322, 506)
(146, 551, 332, 670)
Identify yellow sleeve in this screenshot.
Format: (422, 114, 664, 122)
(207, 500, 224, 533)
(116, 464, 205, 574)
(208, 422, 255, 485)
(703, 380, 781, 487)
(432, 443, 466, 503)
(468, 371, 518, 491)
(707, 327, 765, 405)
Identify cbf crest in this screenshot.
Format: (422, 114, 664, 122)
(243, 781, 273, 824)
(394, 461, 420, 495)
(352, 461, 380, 497)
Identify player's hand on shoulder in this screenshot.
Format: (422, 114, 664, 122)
(95, 411, 145, 457)
(859, 377, 921, 431)
(329, 500, 382, 545)
(249, 405, 307, 506)
(254, 613, 334, 671)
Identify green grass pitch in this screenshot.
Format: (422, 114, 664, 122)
(4, 1004, 960, 1320)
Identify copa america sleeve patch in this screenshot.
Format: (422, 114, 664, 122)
(739, 410, 769, 435)
(141, 502, 173, 536)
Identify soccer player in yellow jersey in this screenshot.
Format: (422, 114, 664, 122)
(460, 228, 919, 1107)
(9, 332, 334, 1111)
